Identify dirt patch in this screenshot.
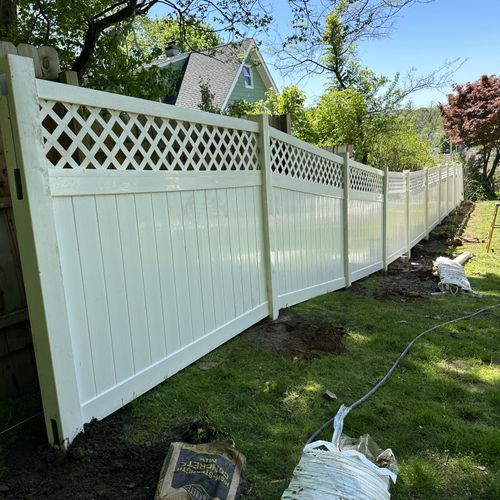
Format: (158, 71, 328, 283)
(351, 201, 476, 302)
(0, 411, 223, 499)
(242, 309, 347, 359)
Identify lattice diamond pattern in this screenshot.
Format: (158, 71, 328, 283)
(270, 138, 343, 187)
(349, 167, 383, 193)
(39, 100, 259, 171)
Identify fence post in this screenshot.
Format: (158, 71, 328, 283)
(424, 168, 430, 239)
(438, 164, 443, 221)
(446, 163, 450, 215)
(252, 115, 279, 320)
(341, 152, 351, 287)
(382, 167, 389, 272)
(404, 170, 411, 258)
(0, 54, 82, 446)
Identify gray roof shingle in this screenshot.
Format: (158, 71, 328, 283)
(156, 39, 253, 109)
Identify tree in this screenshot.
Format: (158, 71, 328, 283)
(277, 0, 461, 112)
(0, 0, 16, 33)
(368, 120, 435, 171)
(132, 16, 222, 61)
(439, 75, 500, 193)
(313, 88, 370, 151)
(265, 85, 312, 139)
(3, 1, 273, 81)
(198, 80, 222, 114)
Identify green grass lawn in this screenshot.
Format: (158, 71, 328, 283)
(127, 200, 500, 499)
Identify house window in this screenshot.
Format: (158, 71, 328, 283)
(243, 66, 253, 89)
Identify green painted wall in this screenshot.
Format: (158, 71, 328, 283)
(226, 66, 270, 105)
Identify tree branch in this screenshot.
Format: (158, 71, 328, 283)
(72, 1, 159, 78)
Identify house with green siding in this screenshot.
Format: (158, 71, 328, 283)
(152, 39, 277, 111)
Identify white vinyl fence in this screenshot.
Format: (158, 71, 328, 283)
(0, 55, 463, 446)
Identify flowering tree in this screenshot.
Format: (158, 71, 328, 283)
(439, 75, 500, 191)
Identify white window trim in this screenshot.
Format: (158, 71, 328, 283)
(243, 65, 254, 89)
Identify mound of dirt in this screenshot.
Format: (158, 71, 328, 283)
(351, 201, 477, 302)
(242, 309, 347, 359)
(0, 412, 222, 500)
(352, 259, 440, 301)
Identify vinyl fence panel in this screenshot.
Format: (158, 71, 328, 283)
(348, 161, 384, 281)
(269, 130, 345, 307)
(0, 54, 463, 446)
(387, 172, 407, 264)
(408, 170, 427, 246)
(427, 166, 441, 229)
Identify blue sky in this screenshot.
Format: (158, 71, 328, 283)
(151, 0, 499, 107)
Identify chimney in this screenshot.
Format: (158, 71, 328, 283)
(165, 41, 181, 58)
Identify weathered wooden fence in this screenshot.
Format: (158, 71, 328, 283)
(0, 54, 463, 446)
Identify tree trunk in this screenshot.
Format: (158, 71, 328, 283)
(487, 147, 500, 186)
(0, 0, 17, 34)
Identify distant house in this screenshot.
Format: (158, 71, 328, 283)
(151, 38, 278, 111)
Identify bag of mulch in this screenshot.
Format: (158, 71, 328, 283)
(155, 441, 246, 500)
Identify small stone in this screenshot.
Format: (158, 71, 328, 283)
(198, 361, 221, 371)
(476, 465, 486, 471)
(323, 390, 337, 401)
(126, 483, 136, 489)
(0, 485, 10, 492)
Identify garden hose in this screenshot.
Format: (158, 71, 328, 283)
(307, 303, 500, 446)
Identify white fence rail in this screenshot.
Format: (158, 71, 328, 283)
(0, 55, 464, 446)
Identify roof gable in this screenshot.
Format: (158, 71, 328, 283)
(155, 39, 276, 110)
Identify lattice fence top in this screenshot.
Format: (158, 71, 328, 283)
(39, 100, 259, 171)
(270, 138, 343, 188)
(350, 165, 383, 193)
(409, 170, 426, 191)
(428, 167, 440, 184)
(388, 172, 406, 193)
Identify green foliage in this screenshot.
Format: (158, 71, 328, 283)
(314, 88, 369, 148)
(6, 2, 221, 101)
(266, 85, 313, 140)
(198, 80, 222, 114)
(11, 0, 108, 70)
(224, 86, 313, 141)
(400, 107, 444, 149)
(132, 16, 222, 61)
(462, 156, 491, 201)
(369, 120, 435, 171)
(225, 98, 268, 117)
